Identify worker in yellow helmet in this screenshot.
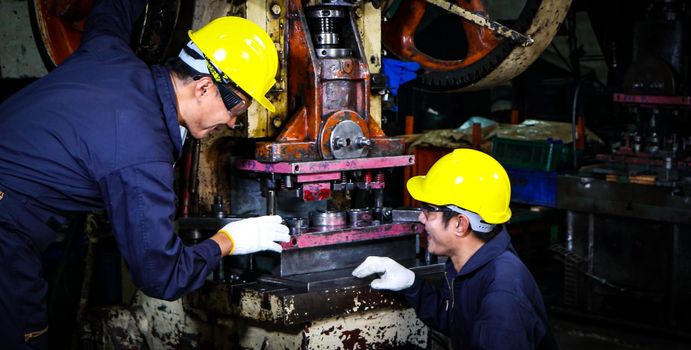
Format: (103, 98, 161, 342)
(353, 149, 557, 349)
(0, 1, 287, 347)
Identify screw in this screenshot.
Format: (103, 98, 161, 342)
(271, 3, 281, 15)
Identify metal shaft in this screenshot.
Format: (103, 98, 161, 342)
(424, 0, 534, 46)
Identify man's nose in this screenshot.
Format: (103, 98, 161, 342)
(418, 210, 426, 224)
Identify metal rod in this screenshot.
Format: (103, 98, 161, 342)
(267, 189, 276, 215)
(424, 0, 534, 46)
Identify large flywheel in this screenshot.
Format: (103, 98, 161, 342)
(382, 0, 572, 91)
(29, 0, 194, 70)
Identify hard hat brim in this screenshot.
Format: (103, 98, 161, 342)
(407, 175, 436, 205)
(253, 92, 276, 113)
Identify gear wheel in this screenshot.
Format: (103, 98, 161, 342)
(29, 0, 193, 70)
(383, 0, 571, 91)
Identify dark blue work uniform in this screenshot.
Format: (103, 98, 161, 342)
(0, 0, 220, 347)
(404, 229, 557, 349)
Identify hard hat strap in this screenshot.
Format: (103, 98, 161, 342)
(445, 205, 495, 233)
(205, 57, 232, 85)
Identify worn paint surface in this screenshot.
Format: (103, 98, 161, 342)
(0, 0, 49, 78)
(82, 291, 213, 349)
(85, 271, 444, 348)
(462, 0, 572, 91)
(236, 155, 414, 174)
(282, 222, 422, 249)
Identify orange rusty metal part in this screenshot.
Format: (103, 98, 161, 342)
(382, 0, 499, 71)
(318, 110, 370, 159)
(255, 141, 320, 162)
(256, 0, 403, 162)
(275, 106, 309, 142)
(31, 0, 92, 68)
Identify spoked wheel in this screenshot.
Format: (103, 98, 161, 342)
(29, 0, 194, 70)
(382, 0, 572, 91)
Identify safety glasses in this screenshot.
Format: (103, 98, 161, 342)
(420, 203, 455, 219)
(216, 82, 252, 115)
(203, 57, 253, 115)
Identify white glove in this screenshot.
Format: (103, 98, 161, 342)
(219, 215, 290, 255)
(351, 256, 415, 291)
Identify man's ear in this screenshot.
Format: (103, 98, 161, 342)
(454, 215, 471, 237)
(195, 76, 214, 98)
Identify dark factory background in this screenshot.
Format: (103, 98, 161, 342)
(1, 0, 689, 349)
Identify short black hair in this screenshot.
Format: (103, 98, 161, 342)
(441, 211, 503, 242)
(164, 56, 209, 83)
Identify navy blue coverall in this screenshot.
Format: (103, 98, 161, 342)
(0, 0, 220, 347)
(404, 229, 557, 349)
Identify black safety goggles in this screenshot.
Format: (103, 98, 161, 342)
(216, 82, 250, 115)
(203, 57, 252, 114)
(420, 203, 455, 216)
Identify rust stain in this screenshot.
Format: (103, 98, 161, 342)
(340, 329, 367, 350)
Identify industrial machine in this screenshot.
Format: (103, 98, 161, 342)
(552, 0, 691, 335)
(176, 1, 442, 347)
(23, 0, 572, 348)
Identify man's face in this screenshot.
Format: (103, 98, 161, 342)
(186, 82, 252, 139)
(418, 204, 459, 256)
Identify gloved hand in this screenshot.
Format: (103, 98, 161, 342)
(351, 256, 415, 291)
(218, 215, 290, 255)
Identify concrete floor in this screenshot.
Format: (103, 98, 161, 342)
(550, 313, 691, 350)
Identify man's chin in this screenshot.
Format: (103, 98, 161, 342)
(192, 128, 215, 139)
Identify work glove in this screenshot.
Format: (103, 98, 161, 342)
(352, 256, 415, 291)
(218, 215, 290, 255)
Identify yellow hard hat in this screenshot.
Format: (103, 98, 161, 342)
(188, 17, 278, 112)
(407, 148, 512, 224)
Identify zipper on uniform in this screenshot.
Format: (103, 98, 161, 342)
(444, 271, 455, 311)
(444, 271, 456, 311)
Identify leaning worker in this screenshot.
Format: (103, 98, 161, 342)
(352, 149, 557, 349)
(0, 0, 288, 348)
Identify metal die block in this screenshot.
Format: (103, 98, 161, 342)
(254, 222, 422, 276)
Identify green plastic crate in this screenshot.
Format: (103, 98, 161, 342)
(491, 137, 569, 171)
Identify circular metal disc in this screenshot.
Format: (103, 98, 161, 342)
(329, 120, 367, 159)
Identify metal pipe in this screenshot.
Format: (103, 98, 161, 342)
(189, 139, 201, 216)
(266, 189, 276, 216)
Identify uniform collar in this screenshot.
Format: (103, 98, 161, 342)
(151, 65, 183, 160)
(446, 227, 512, 278)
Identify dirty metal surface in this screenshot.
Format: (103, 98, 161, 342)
(236, 155, 414, 174)
(463, 0, 572, 91)
(83, 290, 430, 349)
(215, 307, 427, 349)
(185, 263, 443, 325)
(556, 175, 691, 224)
(269, 234, 417, 276)
(283, 222, 423, 249)
(255, 0, 402, 163)
(255, 137, 406, 162)
(82, 291, 213, 349)
(249, 222, 422, 276)
(383, 0, 499, 71)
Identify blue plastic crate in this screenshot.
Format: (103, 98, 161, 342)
(507, 168, 557, 207)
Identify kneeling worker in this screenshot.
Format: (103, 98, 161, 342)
(352, 148, 557, 349)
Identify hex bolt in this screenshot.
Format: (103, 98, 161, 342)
(355, 137, 372, 148)
(271, 3, 281, 16)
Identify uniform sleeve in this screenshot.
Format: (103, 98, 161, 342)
(99, 162, 221, 300)
(403, 275, 451, 334)
(82, 0, 148, 45)
(471, 290, 545, 350)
